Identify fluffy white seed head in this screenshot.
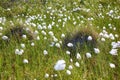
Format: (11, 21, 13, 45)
(31, 42, 35, 46)
(36, 36, 40, 40)
(0, 27, 3, 31)
(55, 43, 60, 48)
(66, 50, 71, 55)
(41, 30, 46, 35)
(53, 37, 58, 42)
(109, 63, 115, 68)
(2, 35, 8, 40)
(48, 24, 52, 29)
(48, 31, 54, 36)
(43, 50, 48, 55)
(21, 43, 25, 48)
(115, 34, 119, 38)
(22, 34, 27, 39)
(15, 49, 24, 55)
(66, 70, 71, 75)
(67, 43, 73, 47)
(45, 73, 49, 78)
(94, 48, 100, 54)
(86, 52, 92, 58)
(68, 65, 73, 70)
(75, 62, 80, 67)
(34, 30, 39, 35)
(54, 74, 58, 77)
(88, 36, 92, 41)
(70, 58, 73, 63)
(15, 49, 19, 54)
(101, 38, 106, 41)
(61, 33, 65, 38)
(109, 49, 118, 55)
(54, 60, 66, 71)
(23, 59, 28, 64)
(76, 53, 81, 60)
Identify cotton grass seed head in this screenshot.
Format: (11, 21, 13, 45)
(21, 43, 25, 48)
(76, 53, 81, 60)
(66, 50, 71, 55)
(2, 35, 8, 40)
(54, 59, 66, 71)
(70, 58, 73, 62)
(75, 62, 80, 67)
(88, 36, 92, 41)
(67, 43, 73, 47)
(31, 42, 35, 46)
(54, 74, 58, 77)
(23, 59, 28, 64)
(45, 73, 49, 78)
(94, 48, 100, 54)
(61, 33, 65, 38)
(0, 27, 3, 31)
(109, 49, 118, 55)
(109, 63, 115, 68)
(43, 50, 48, 55)
(68, 65, 73, 70)
(22, 34, 27, 39)
(86, 52, 92, 58)
(36, 36, 40, 40)
(15, 49, 24, 55)
(55, 43, 61, 48)
(66, 70, 71, 75)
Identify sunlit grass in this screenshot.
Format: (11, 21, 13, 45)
(0, 0, 120, 80)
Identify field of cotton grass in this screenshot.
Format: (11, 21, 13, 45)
(0, 0, 120, 80)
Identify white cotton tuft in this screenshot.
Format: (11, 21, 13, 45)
(23, 59, 28, 64)
(94, 48, 100, 54)
(86, 52, 92, 58)
(109, 63, 115, 68)
(101, 38, 105, 41)
(66, 50, 71, 55)
(75, 62, 80, 67)
(68, 65, 73, 70)
(67, 43, 73, 47)
(43, 50, 48, 55)
(55, 43, 60, 48)
(88, 36, 92, 41)
(21, 43, 25, 48)
(45, 73, 49, 78)
(76, 53, 81, 60)
(109, 49, 118, 55)
(22, 34, 27, 39)
(2, 35, 8, 40)
(54, 60, 66, 71)
(66, 70, 71, 75)
(15, 49, 24, 55)
(61, 33, 65, 38)
(31, 42, 35, 46)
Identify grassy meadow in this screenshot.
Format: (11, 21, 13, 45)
(0, 0, 120, 80)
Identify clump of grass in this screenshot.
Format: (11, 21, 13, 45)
(63, 26, 98, 57)
(0, 1, 13, 9)
(6, 25, 34, 41)
(0, 25, 34, 49)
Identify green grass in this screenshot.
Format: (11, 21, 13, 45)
(0, 0, 120, 80)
